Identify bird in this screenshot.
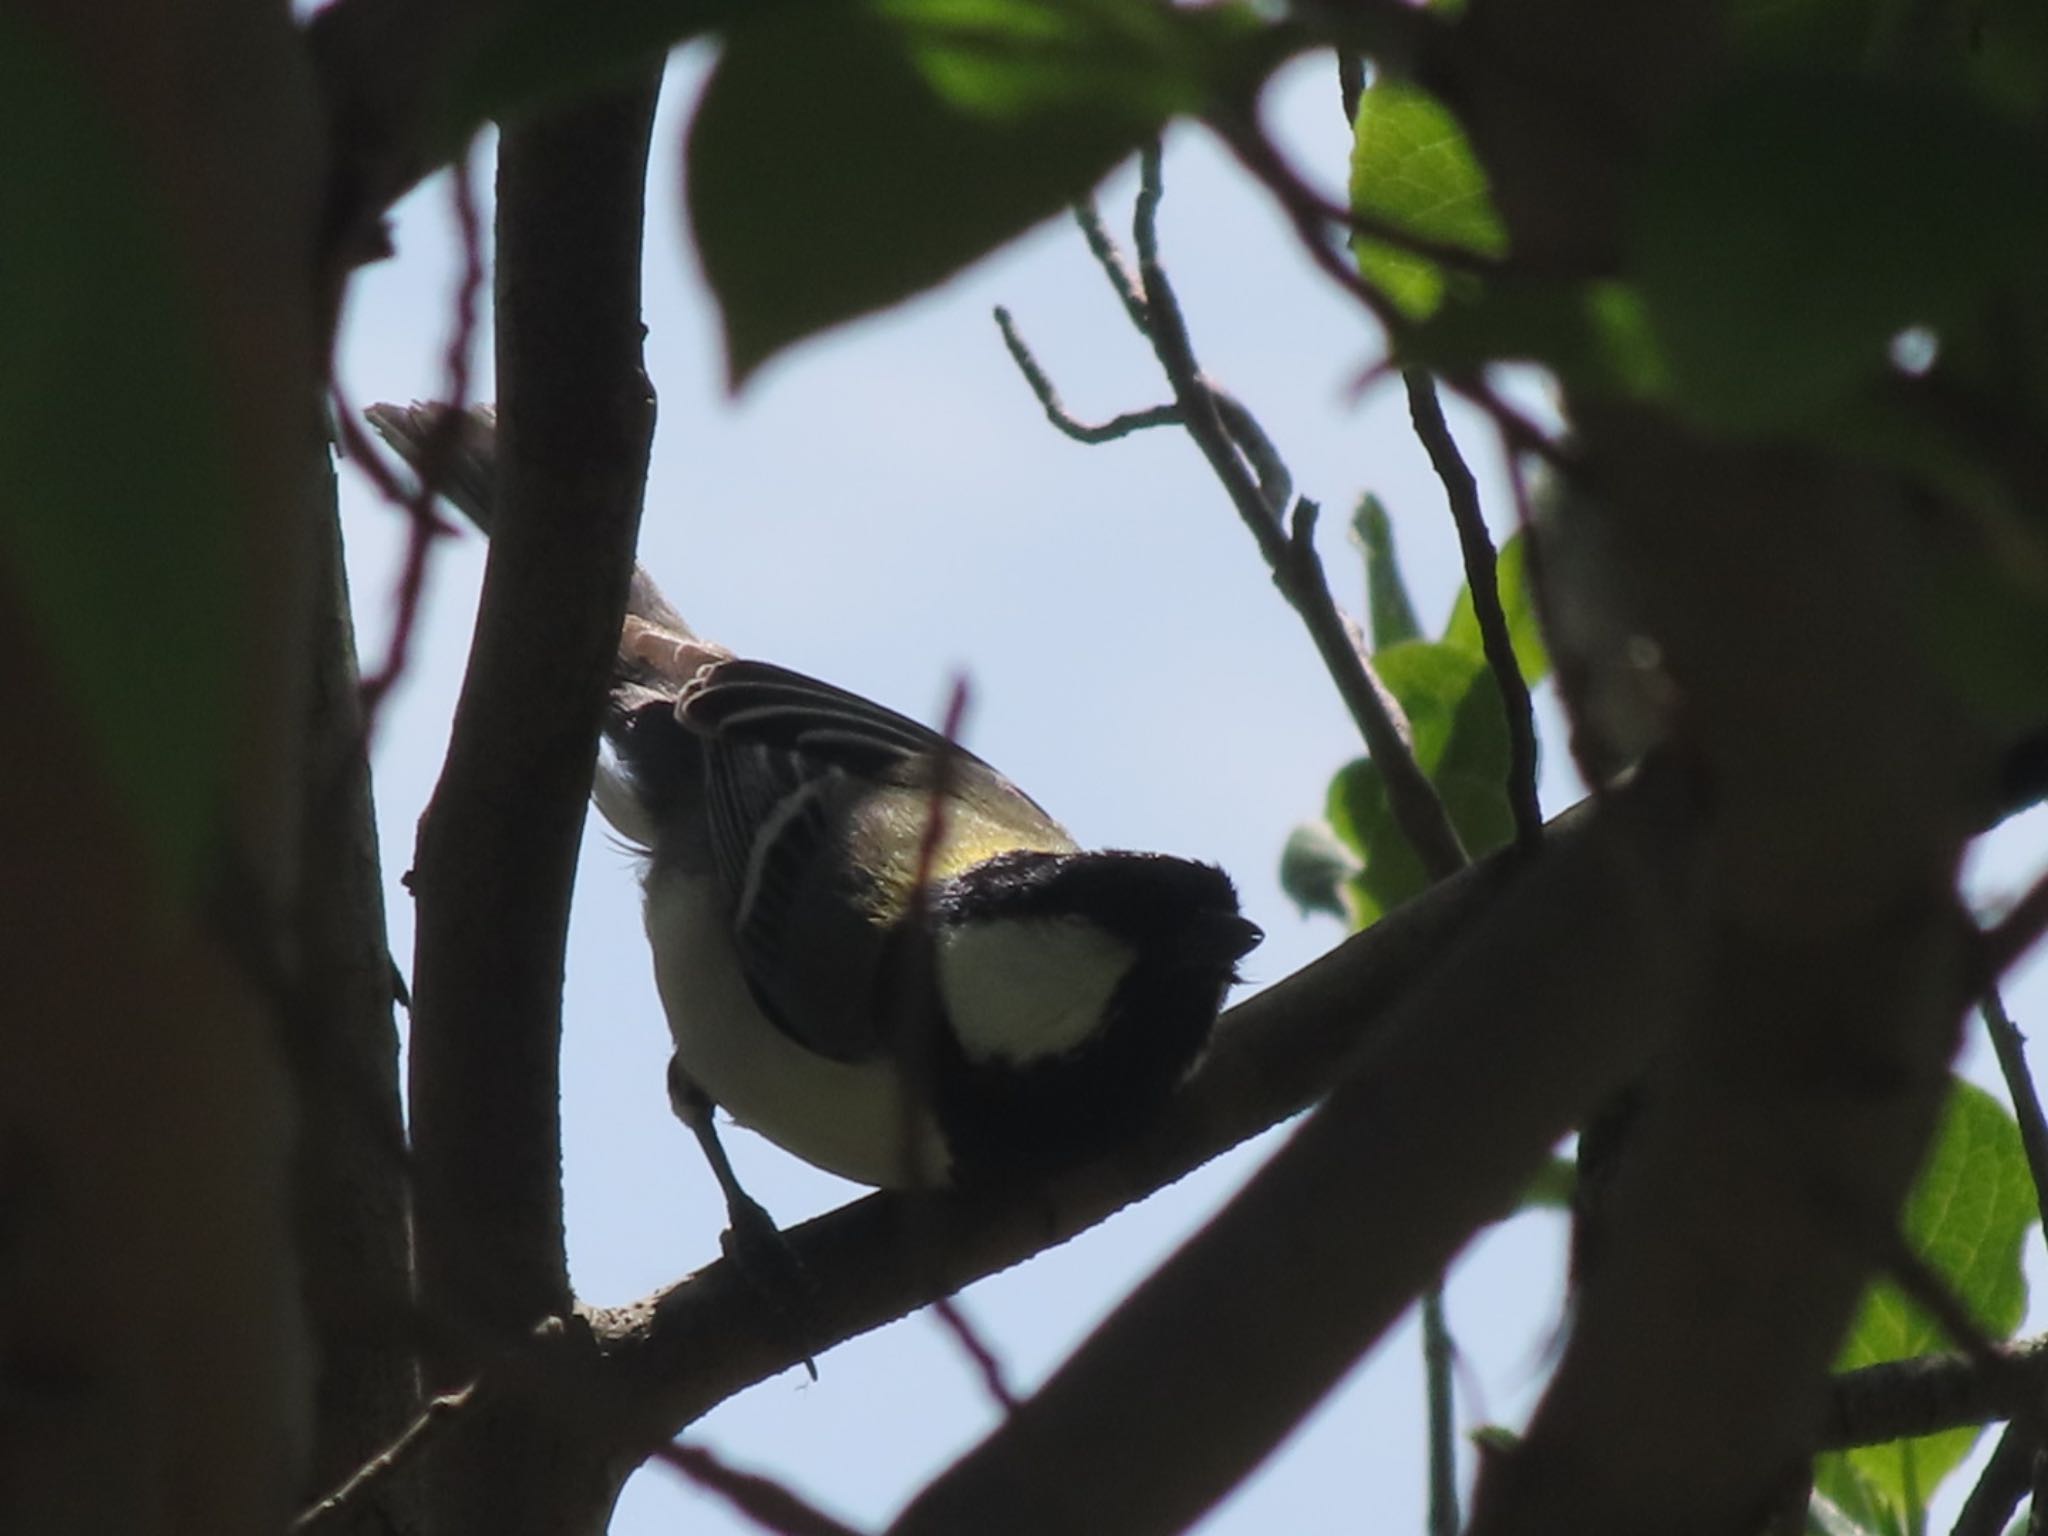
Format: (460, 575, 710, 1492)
(366, 402, 1263, 1225)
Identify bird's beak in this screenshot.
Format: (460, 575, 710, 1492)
(1183, 910, 1264, 966)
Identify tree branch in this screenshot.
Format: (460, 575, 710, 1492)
(1403, 369, 1544, 853)
(590, 790, 1572, 1449)
(1819, 1333, 2048, 1451)
(885, 767, 1699, 1536)
(405, 66, 662, 1536)
(991, 308, 1180, 444)
(1949, 1425, 2033, 1536)
(1125, 144, 1468, 879)
(291, 423, 420, 1532)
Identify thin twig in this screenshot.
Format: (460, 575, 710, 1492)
(993, 308, 1181, 444)
(293, 1384, 479, 1531)
(1422, 1284, 1459, 1536)
(1127, 142, 1466, 879)
(1285, 501, 1468, 880)
(1212, 390, 1294, 515)
(1951, 1424, 2035, 1536)
(1404, 370, 1543, 854)
(930, 1294, 1019, 1415)
(1986, 870, 2048, 979)
(653, 1442, 866, 1536)
(1984, 986, 2048, 1237)
(897, 677, 1020, 1414)
(357, 152, 484, 729)
(1072, 198, 1150, 335)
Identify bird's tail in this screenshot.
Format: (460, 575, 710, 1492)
(363, 400, 728, 846)
(362, 401, 731, 695)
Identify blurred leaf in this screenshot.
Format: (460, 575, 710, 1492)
(1403, 276, 1670, 401)
(1918, 527, 2048, 735)
(1354, 493, 1422, 649)
(691, 0, 1282, 383)
(1630, 71, 2048, 431)
(0, 11, 241, 897)
(1468, 1424, 1520, 1454)
(1807, 1480, 1891, 1536)
(1325, 641, 1512, 923)
(1814, 1080, 2036, 1531)
(1348, 78, 1506, 320)
(1442, 530, 1552, 686)
(1518, 1154, 1577, 1212)
(1278, 821, 1359, 920)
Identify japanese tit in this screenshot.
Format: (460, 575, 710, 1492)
(368, 403, 1263, 1191)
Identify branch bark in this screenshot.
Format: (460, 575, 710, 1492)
(406, 66, 662, 1536)
(886, 766, 1700, 1536)
(292, 436, 420, 1533)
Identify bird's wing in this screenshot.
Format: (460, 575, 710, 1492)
(680, 659, 1076, 1062)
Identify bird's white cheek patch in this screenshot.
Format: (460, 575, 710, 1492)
(936, 920, 1136, 1066)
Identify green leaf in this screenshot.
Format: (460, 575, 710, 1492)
(1354, 494, 1421, 649)
(1630, 71, 2048, 431)
(0, 11, 242, 897)
(1325, 641, 1513, 923)
(1278, 821, 1359, 921)
(1442, 530, 1552, 686)
(1348, 78, 1507, 320)
(690, 0, 1280, 383)
(1814, 1080, 2036, 1532)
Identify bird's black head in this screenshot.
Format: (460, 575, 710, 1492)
(926, 849, 1262, 1180)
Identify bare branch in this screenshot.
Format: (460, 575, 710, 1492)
(1072, 198, 1150, 335)
(885, 768, 1698, 1536)
(1283, 500, 1468, 880)
(1422, 1286, 1460, 1536)
(1404, 370, 1543, 853)
(653, 1443, 866, 1536)
(1820, 1333, 2048, 1450)
(1949, 1425, 2033, 1536)
(992, 308, 1180, 444)
(1123, 145, 1468, 878)
(1983, 987, 2048, 1239)
(405, 71, 662, 1536)
(592, 794, 1595, 1452)
(1986, 869, 2048, 978)
(294, 1385, 479, 1533)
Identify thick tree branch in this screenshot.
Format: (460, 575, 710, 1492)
(292, 800, 1533, 1522)
(590, 790, 1566, 1449)
(885, 767, 1698, 1536)
(292, 431, 420, 1532)
(405, 70, 661, 1536)
(1466, 401, 1983, 1536)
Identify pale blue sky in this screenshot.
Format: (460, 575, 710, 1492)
(333, 44, 2048, 1536)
